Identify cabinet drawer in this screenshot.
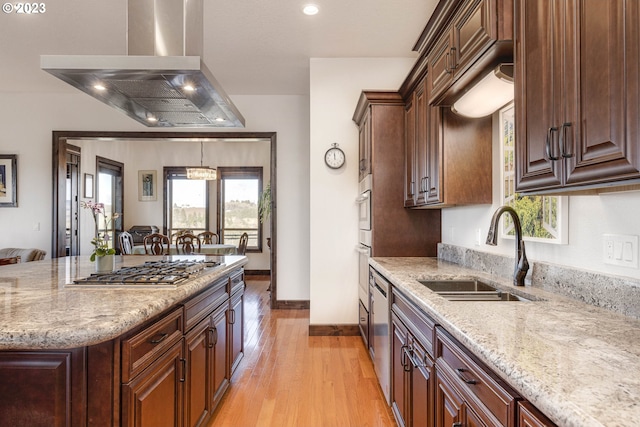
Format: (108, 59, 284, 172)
(435, 327, 519, 426)
(183, 276, 228, 332)
(121, 307, 184, 382)
(391, 287, 435, 358)
(229, 269, 245, 296)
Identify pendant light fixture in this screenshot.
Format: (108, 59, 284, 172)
(187, 141, 217, 180)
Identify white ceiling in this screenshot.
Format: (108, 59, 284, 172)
(0, 0, 438, 95)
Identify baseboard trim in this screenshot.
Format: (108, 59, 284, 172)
(308, 324, 360, 336)
(274, 300, 310, 310)
(244, 269, 270, 276)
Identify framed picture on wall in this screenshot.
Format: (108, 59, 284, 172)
(0, 154, 17, 207)
(138, 170, 157, 201)
(84, 173, 94, 199)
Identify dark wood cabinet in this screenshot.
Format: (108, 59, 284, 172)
(229, 288, 244, 376)
(0, 349, 86, 427)
(428, 0, 513, 105)
(0, 268, 244, 427)
(391, 288, 436, 427)
(358, 108, 372, 181)
(353, 91, 441, 257)
(435, 327, 520, 426)
(122, 339, 185, 427)
(518, 401, 557, 427)
(404, 86, 492, 208)
(515, 0, 640, 193)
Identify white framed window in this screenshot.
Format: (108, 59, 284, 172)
(500, 103, 568, 244)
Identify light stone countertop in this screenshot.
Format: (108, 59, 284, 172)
(0, 255, 248, 350)
(370, 257, 640, 427)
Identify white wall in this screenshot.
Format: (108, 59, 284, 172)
(309, 57, 416, 325)
(442, 110, 640, 280)
(0, 92, 310, 300)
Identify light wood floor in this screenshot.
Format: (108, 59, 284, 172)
(207, 276, 396, 427)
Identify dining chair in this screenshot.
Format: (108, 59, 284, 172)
(176, 233, 202, 254)
(198, 231, 219, 244)
(237, 232, 249, 255)
(0, 256, 20, 266)
(143, 233, 170, 255)
(118, 231, 134, 255)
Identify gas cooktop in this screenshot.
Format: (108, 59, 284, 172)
(69, 258, 225, 288)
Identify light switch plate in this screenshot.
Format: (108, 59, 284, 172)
(603, 234, 639, 268)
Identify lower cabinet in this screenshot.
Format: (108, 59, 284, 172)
(391, 312, 434, 427)
(389, 282, 556, 427)
(228, 269, 245, 377)
(391, 287, 436, 427)
(122, 339, 185, 427)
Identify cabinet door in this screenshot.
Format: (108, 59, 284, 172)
(425, 104, 442, 204)
(518, 401, 556, 427)
(184, 318, 212, 427)
(435, 371, 464, 427)
(121, 339, 184, 427)
(415, 78, 429, 206)
(428, 29, 455, 103)
(359, 109, 372, 180)
(404, 96, 417, 207)
(229, 289, 245, 376)
(391, 313, 409, 427)
(453, 0, 494, 76)
(0, 349, 86, 427)
(515, 0, 564, 191)
(210, 304, 229, 409)
(410, 339, 433, 427)
(563, 0, 640, 187)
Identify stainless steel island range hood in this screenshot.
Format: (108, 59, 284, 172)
(41, 0, 245, 128)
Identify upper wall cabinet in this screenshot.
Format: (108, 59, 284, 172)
(428, 0, 513, 105)
(515, 0, 640, 193)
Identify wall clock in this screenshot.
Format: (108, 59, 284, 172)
(324, 143, 345, 169)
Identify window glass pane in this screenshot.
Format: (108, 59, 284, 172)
(222, 178, 259, 248)
(170, 179, 207, 232)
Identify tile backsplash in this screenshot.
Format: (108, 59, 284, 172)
(438, 243, 640, 319)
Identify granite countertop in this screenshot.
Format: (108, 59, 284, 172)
(370, 256, 640, 427)
(0, 255, 248, 350)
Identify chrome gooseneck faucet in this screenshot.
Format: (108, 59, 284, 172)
(486, 206, 529, 286)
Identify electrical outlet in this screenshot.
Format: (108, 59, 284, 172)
(475, 228, 482, 246)
(603, 234, 639, 268)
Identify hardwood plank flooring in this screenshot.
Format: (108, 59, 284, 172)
(207, 277, 396, 427)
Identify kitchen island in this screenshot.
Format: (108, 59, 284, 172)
(371, 256, 640, 427)
(0, 254, 248, 427)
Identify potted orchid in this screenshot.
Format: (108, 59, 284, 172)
(81, 201, 120, 271)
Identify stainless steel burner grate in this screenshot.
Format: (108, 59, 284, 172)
(72, 259, 223, 287)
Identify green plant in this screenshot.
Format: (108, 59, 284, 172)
(258, 182, 271, 224)
(81, 201, 119, 261)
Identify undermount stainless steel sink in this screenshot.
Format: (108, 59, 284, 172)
(418, 279, 531, 302)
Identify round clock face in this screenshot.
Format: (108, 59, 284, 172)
(325, 147, 345, 169)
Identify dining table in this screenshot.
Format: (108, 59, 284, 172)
(131, 243, 238, 255)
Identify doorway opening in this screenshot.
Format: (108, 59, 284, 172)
(52, 131, 278, 309)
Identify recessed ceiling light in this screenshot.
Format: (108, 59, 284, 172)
(303, 4, 319, 15)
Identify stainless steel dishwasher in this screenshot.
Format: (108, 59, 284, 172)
(370, 268, 390, 404)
